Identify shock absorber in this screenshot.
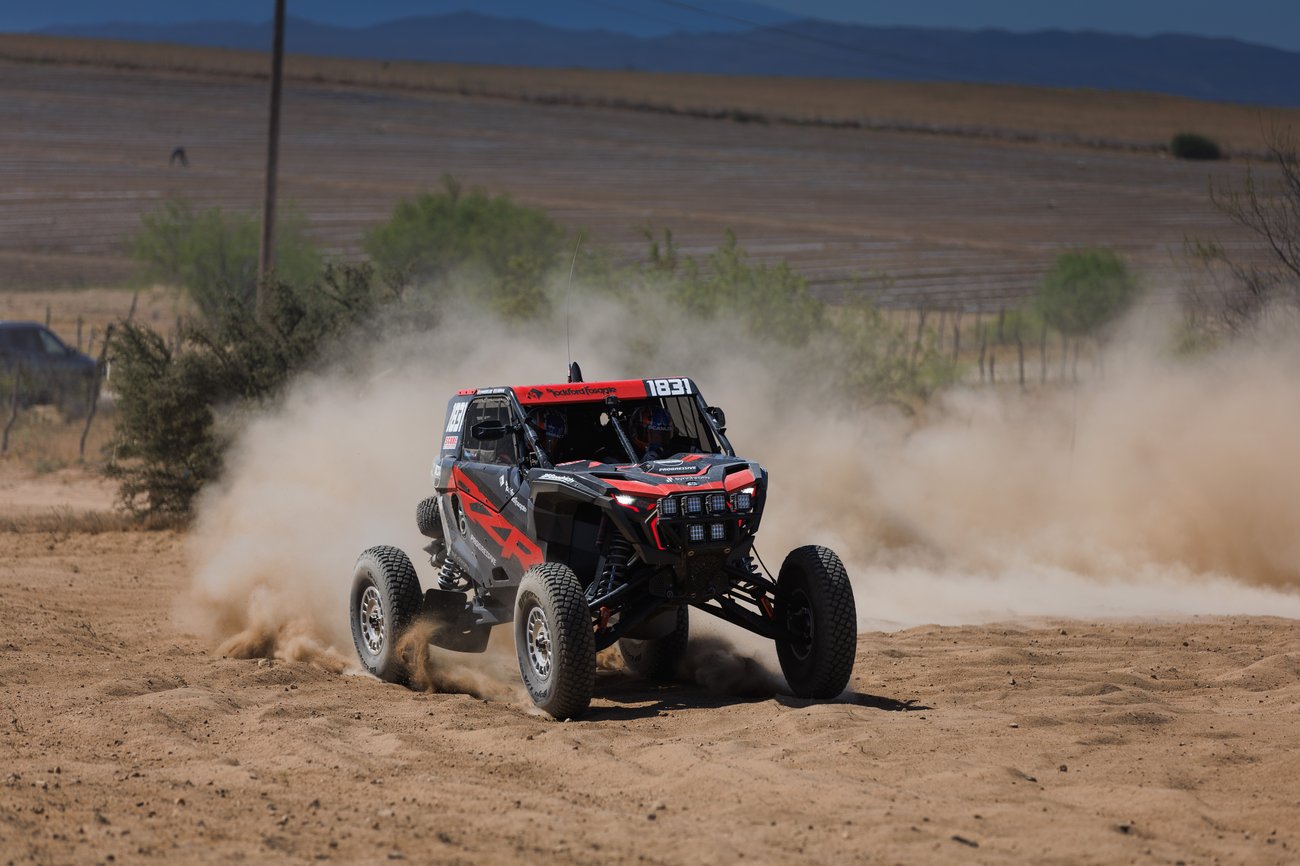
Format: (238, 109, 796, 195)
(594, 534, 633, 600)
(437, 558, 470, 592)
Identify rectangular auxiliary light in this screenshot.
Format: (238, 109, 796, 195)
(708, 493, 727, 513)
(659, 497, 678, 517)
(684, 495, 703, 515)
(732, 492, 752, 511)
(710, 523, 726, 541)
(688, 523, 706, 543)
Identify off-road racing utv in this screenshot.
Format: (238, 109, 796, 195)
(349, 366, 856, 719)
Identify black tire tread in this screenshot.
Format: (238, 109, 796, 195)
(416, 497, 442, 539)
(516, 562, 595, 720)
(351, 545, 423, 682)
(777, 545, 857, 699)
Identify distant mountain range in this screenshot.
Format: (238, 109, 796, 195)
(36, 11, 1300, 108)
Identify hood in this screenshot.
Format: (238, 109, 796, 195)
(554, 453, 761, 498)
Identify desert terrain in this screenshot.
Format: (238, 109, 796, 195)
(4, 38, 1300, 866)
(3, 525, 1299, 865)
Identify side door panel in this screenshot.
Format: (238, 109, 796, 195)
(448, 396, 543, 582)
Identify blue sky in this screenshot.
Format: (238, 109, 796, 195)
(762, 0, 1300, 53)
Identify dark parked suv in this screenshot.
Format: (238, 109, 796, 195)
(0, 321, 98, 412)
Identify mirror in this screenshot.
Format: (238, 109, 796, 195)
(470, 421, 509, 441)
(706, 406, 727, 432)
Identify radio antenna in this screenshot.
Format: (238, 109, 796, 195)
(565, 232, 583, 373)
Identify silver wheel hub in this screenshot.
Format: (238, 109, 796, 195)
(525, 606, 553, 680)
(359, 585, 385, 656)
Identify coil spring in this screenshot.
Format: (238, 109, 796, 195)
(595, 535, 633, 599)
(437, 557, 470, 592)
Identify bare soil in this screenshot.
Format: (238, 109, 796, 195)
(0, 41, 1274, 308)
(2, 524, 1298, 865)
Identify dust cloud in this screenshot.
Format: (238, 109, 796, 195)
(182, 291, 1300, 694)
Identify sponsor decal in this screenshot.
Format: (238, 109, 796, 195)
(645, 377, 693, 397)
(538, 472, 579, 485)
(452, 468, 543, 571)
(526, 388, 544, 399)
(648, 461, 700, 476)
(431, 461, 443, 485)
(469, 533, 499, 567)
(540, 384, 617, 399)
(443, 435, 459, 450)
(477, 387, 509, 395)
(512, 497, 527, 512)
(445, 402, 468, 433)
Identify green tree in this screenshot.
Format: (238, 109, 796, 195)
(1036, 248, 1141, 338)
(363, 175, 566, 317)
(131, 199, 322, 321)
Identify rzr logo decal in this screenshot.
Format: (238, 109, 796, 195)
(452, 468, 543, 571)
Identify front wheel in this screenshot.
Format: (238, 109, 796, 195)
(350, 546, 423, 683)
(775, 545, 856, 699)
(514, 563, 595, 719)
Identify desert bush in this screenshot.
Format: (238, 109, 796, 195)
(108, 265, 379, 518)
(363, 175, 566, 318)
(131, 199, 322, 321)
(651, 229, 824, 347)
(1036, 248, 1141, 340)
(1170, 132, 1222, 161)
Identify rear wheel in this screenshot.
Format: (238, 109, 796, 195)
(416, 496, 443, 539)
(775, 545, 856, 699)
(619, 606, 689, 681)
(350, 546, 423, 683)
(514, 563, 595, 719)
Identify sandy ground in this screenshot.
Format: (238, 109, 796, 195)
(2, 525, 1298, 866)
(0, 463, 116, 517)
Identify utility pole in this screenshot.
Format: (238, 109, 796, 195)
(257, 0, 287, 313)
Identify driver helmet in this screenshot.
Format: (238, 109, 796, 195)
(528, 408, 568, 454)
(632, 406, 674, 454)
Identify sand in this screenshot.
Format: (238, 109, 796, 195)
(2, 525, 1298, 865)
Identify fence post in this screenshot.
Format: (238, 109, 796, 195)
(2, 367, 22, 454)
(1039, 322, 1048, 383)
(951, 310, 963, 363)
(76, 317, 84, 352)
(79, 325, 114, 460)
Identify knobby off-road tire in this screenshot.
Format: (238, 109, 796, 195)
(350, 545, 423, 683)
(416, 496, 443, 540)
(514, 563, 595, 720)
(619, 605, 689, 682)
(775, 545, 856, 699)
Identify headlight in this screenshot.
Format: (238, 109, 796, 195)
(710, 523, 726, 541)
(688, 523, 705, 542)
(684, 495, 703, 515)
(731, 491, 753, 511)
(659, 497, 678, 517)
(708, 493, 727, 513)
(614, 494, 653, 511)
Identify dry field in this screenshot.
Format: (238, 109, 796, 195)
(0, 34, 1282, 309)
(2, 525, 1298, 865)
(4, 37, 1300, 866)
